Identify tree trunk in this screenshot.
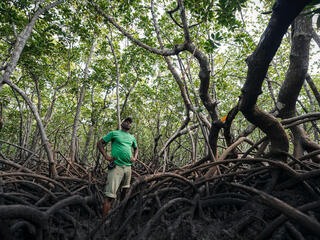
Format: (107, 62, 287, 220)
(4, 80, 57, 177)
(11, 87, 24, 159)
(276, 13, 320, 158)
(305, 74, 320, 106)
(106, 32, 121, 129)
(30, 48, 71, 157)
(70, 38, 95, 162)
(240, 0, 310, 159)
(312, 28, 320, 48)
(82, 87, 97, 163)
(303, 82, 319, 141)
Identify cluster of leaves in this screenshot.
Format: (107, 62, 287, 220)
(204, 32, 223, 53)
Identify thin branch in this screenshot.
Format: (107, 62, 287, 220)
(90, 0, 187, 56)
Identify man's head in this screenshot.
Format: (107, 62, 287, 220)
(121, 117, 133, 131)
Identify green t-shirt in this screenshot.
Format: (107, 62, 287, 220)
(103, 130, 137, 166)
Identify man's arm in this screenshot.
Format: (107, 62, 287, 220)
(131, 147, 139, 162)
(97, 138, 113, 161)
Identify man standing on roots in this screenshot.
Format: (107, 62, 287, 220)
(97, 117, 138, 217)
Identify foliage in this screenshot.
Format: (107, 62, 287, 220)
(0, 0, 319, 166)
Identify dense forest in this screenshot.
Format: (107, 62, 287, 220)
(1, 0, 320, 239)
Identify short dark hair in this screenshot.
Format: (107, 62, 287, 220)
(123, 117, 133, 123)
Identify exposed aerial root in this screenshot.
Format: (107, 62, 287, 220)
(0, 143, 320, 240)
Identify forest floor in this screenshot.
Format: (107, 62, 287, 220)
(1, 152, 320, 240)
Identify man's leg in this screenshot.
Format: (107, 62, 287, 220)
(103, 165, 123, 217)
(119, 166, 132, 201)
(102, 196, 112, 218)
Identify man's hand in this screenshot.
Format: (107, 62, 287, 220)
(106, 155, 114, 161)
(130, 157, 137, 162)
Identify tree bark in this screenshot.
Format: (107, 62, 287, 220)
(277, 14, 312, 118)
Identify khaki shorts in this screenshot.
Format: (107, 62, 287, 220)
(105, 165, 132, 199)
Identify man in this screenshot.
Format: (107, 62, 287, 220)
(97, 117, 138, 217)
